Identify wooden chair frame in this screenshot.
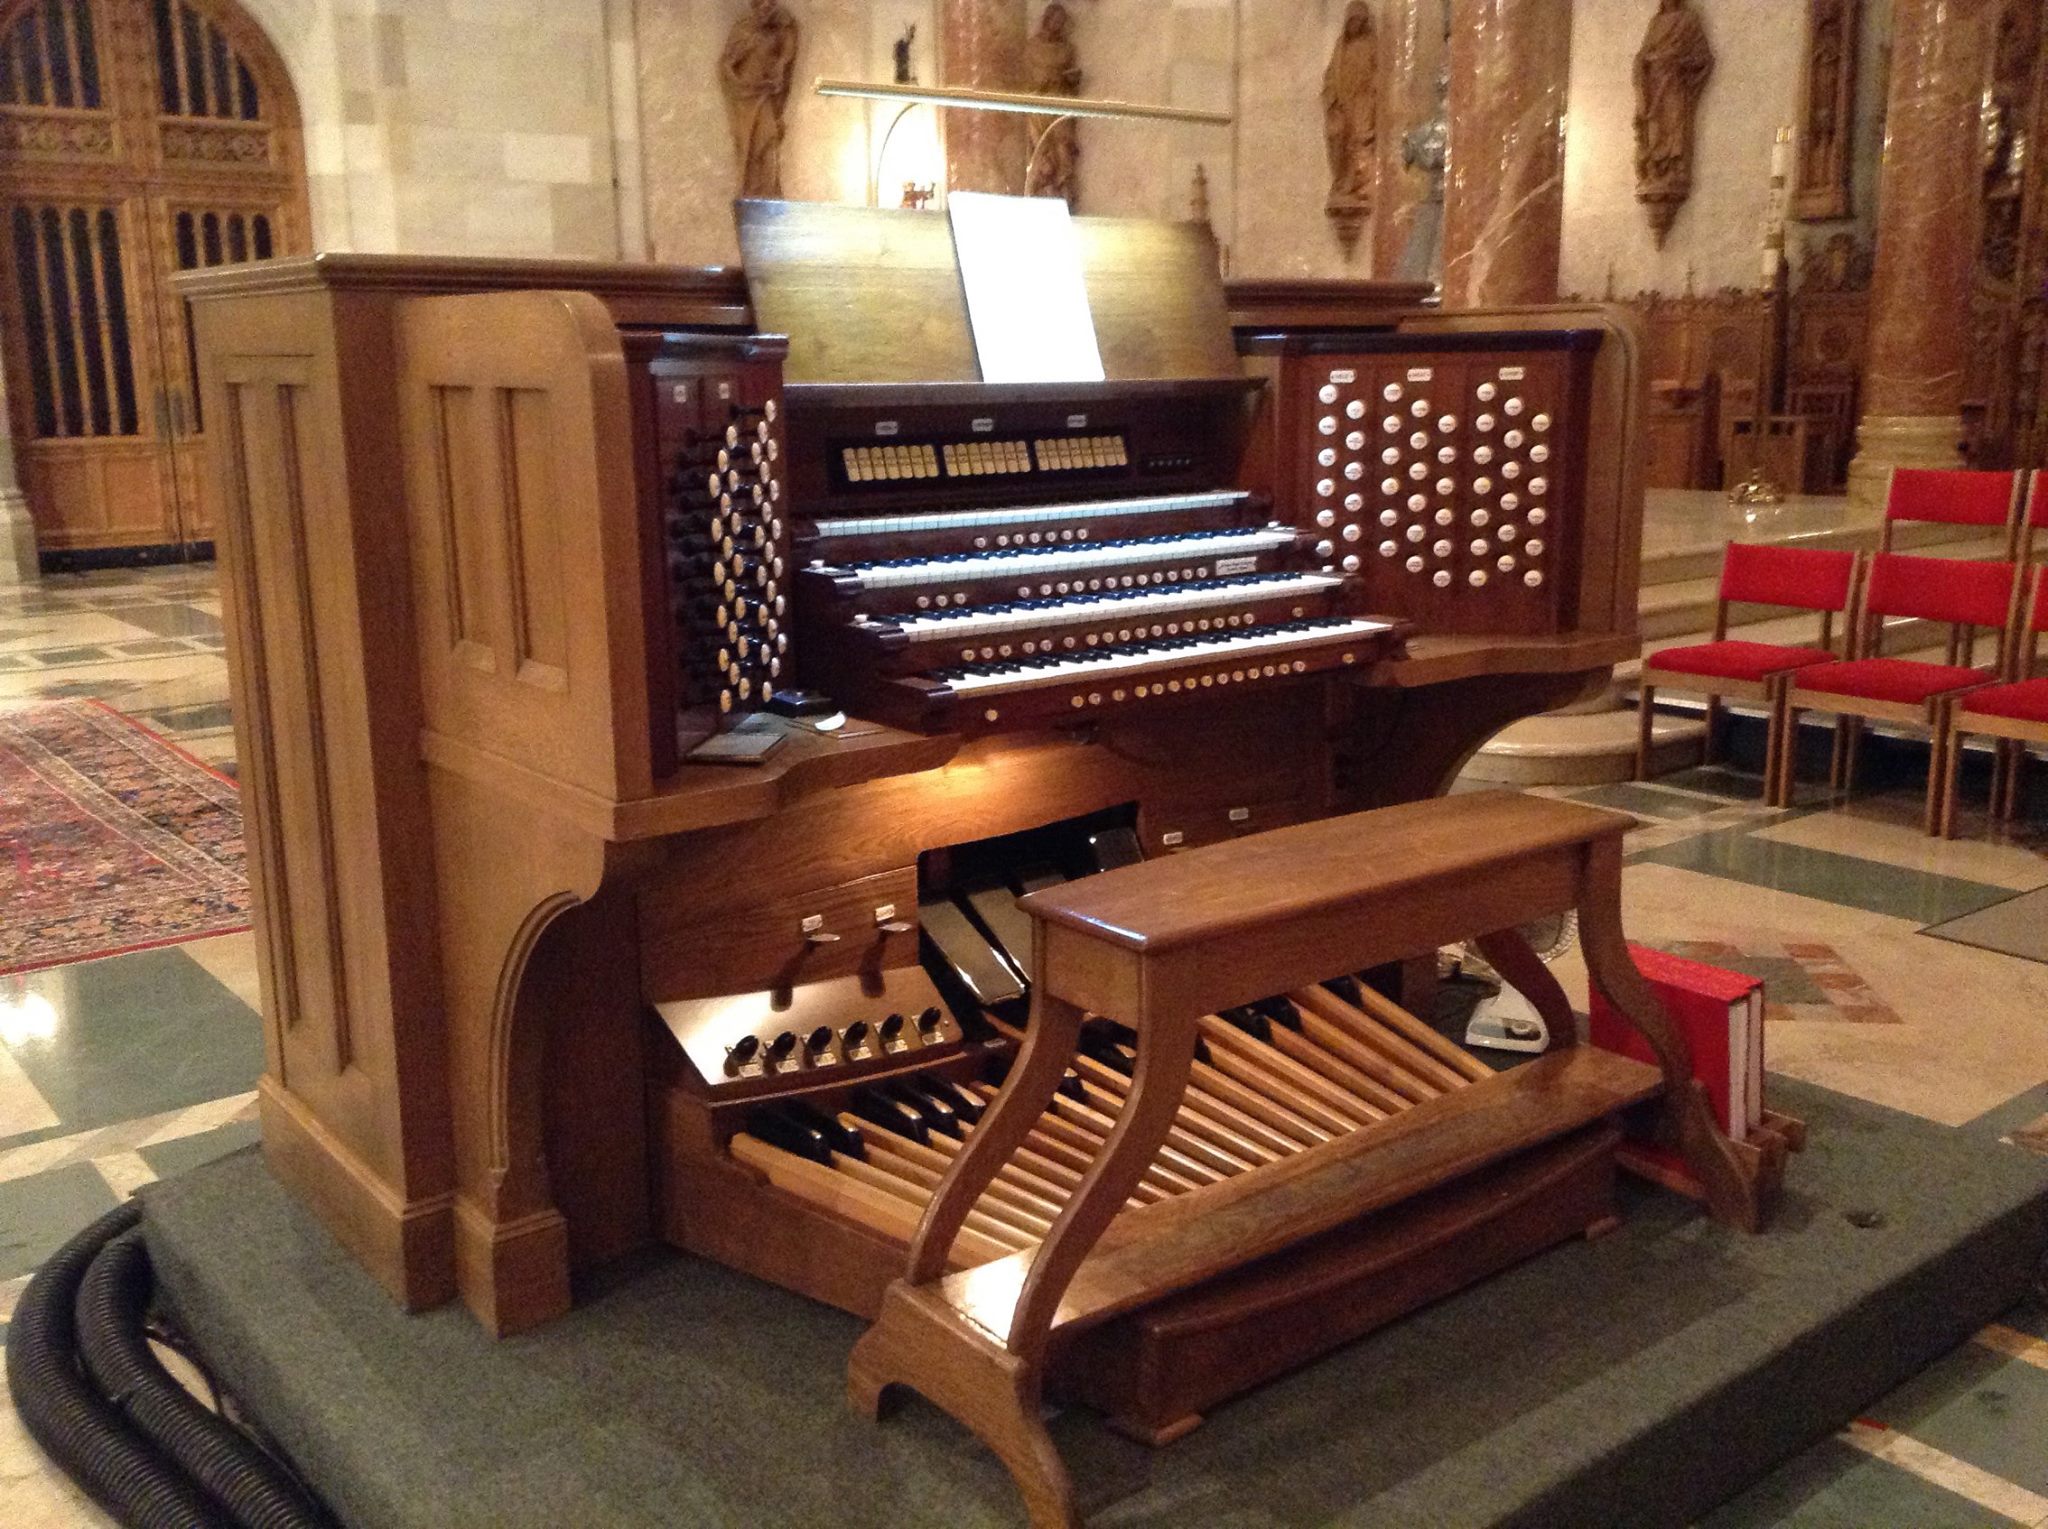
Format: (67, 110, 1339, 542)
(1636, 550, 1863, 807)
(1938, 566, 2047, 837)
(1781, 558, 2023, 834)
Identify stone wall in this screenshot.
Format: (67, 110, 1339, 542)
(239, 0, 632, 258)
(231, 0, 1894, 291)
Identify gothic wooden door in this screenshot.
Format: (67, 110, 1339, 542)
(0, 0, 306, 557)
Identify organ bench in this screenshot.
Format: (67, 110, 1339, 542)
(850, 790, 1752, 1525)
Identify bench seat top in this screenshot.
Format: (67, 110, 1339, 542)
(1016, 790, 1633, 956)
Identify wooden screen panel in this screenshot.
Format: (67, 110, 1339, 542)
(0, 0, 103, 107)
(0, 190, 176, 546)
(395, 289, 654, 804)
(149, 0, 254, 120)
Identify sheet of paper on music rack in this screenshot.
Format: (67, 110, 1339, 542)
(949, 192, 1107, 384)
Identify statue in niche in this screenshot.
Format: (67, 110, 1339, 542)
(894, 23, 917, 85)
(1322, 0, 1377, 246)
(1024, 3, 1082, 204)
(1793, 0, 1859, 221)
(1633, 0, 1715, 247)
(1395, 67, 1448, 285)
(719, 0, 800, 199)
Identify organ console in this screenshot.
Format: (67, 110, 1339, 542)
(184, 202, 1766, 1517)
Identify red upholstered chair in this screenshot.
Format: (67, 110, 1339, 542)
(1783, 552, 2023, 832)
(1877, 468, 2026, 668)
(1939, 565, 2048, 836)
(1877, 467, 2026, 557)
(1636, 542, 1861, 805)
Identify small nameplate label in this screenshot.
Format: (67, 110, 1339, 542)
(1161, 830, 1186, 847)
(1228, 806, 1251, 823)
(1499, 365, 1527, 381)
(1067, 413, 1088, 428)
(670, 383, 690, 403)
(717, 381, 733, 399)
(875, 420, 900, 436)
(1214, 554, 1260, 576)
(1406, 367, 1434, 382)
(1328, 368, 1357, 384)
(971, 417, 995, 433)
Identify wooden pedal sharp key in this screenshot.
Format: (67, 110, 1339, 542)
(851, 790, 1769, 1528)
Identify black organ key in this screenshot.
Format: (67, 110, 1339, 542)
(850, 1089, 929, 1146)
(888, 1079, 961, 1139)
(921, 1076, 985, 1125)
(783, 1101, 864, 1158)
(747, 1105, 835, 1165)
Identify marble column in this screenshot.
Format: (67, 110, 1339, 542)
(940, 0, 1026, 195)
(1372, 0, 1447, 278)
(0, 365, 37, 586)
(1846, 0, 1998, 506)
(1440, 0, 1571, 308)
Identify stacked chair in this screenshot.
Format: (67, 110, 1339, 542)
(1636, 543, 1861, 806)
(1639, 468, 2044, 835)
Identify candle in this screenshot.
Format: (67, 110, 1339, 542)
(1769, 127, 1792, 182)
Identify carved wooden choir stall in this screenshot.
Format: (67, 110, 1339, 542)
(182, 201, 1781, 1523)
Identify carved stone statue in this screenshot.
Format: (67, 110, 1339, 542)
(1322, 0, 1377, 242)
(719, 0, 800, 199)
(1792, 0, 1857, 221)
(1799, 231, 1870, 293)
(1395, 67, 1449, 285)
(1633, 0, 1714, 247)
(1024, 4, 1082, 203)
(894, 23, 917, 85)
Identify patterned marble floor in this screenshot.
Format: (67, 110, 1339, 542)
(3, 566, 2047, 1528)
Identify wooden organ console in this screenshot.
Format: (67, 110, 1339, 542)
(183, 206, 1768, 1517)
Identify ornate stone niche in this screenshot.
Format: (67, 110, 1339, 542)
(1793, 0, 1860, 221)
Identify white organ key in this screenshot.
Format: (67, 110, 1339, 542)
(838, 526, 1295, 591)
(881, 572, 1346, 640)
(809, 489, 1251, 545)
(943, 618, 1394, 695)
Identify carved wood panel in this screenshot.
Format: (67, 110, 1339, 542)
(0, 0, 307, 553)
(1792, 0, 1859, 221)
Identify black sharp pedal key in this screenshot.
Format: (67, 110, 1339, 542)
(922, 1075, 985, 1125)
(1323, 974, 1367, 1006)
(1077, 1030, 1134, 1077)
(849, 1089, 930, 1147)
(783, 1101, 865, 1160)
(892, 1079, 962, 1139)
(1255, 996, 1303, 1031)
(746, 1106, 833, 1166)
(1220, 1006, 1272, 1043)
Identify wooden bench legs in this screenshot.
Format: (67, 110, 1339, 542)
(851, 991, 1201, 1527)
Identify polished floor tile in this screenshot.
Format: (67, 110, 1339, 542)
(1700, 1435, 2021, 1529)
(1748, 808, 2048, 895)
(0, 1162, 117, 1280)
(1, 950, 265, 1146)
(1630, 829, 2018, 924)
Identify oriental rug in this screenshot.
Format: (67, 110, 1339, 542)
(0, 699, 247, 974)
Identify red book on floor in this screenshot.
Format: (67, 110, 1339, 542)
(1588, 945, 1764, 1196)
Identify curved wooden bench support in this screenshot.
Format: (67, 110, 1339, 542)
(850, 790, 1776, 1525)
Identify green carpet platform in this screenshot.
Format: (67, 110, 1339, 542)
(141, 1077, 2048, 1529)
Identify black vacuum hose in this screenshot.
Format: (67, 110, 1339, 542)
(4, 1201, 219, 1528)
(76, 1227, 333, 1529)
